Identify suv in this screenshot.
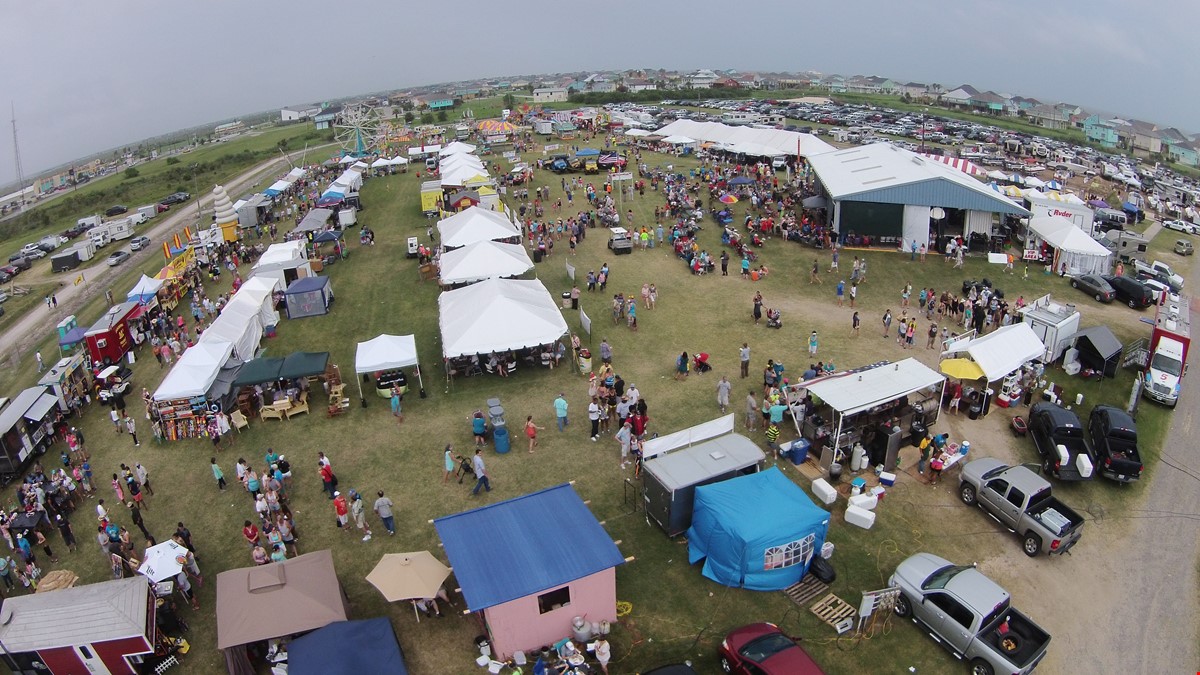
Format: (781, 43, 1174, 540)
(105, 204, 129, 216)
(160, 192, 191, 205)
(1102, 274, 1153, 308)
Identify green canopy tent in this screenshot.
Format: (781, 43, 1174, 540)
(233, 357, 285, 387)
(279, 352, 330, 380)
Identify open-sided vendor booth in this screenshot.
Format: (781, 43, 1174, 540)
(355, 334, 424, 403)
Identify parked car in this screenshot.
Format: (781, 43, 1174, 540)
(160, 191, 191, 205)
(1102, 274, 1154, 308)
(1028, 402, 1095, 481)
(1087, 405, 1143, 483)
(1174, 239, 1194, 256)
(0, 270, 11, 283)
(718, 623, 825, 675)
(106, 250, 131, 267)
(129, 236, 151, 251)
(958, 458, 1085, 556)
(0, 265, 21, 279)
(1161, 219, 1195, 234)
(890, 553, 1051, 675)
(105, 204, 129, 216)
(6, 256, 31, 271)
(1068, 274, 1114, 302)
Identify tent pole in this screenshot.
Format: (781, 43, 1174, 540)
(356, 371, 363, 403)
(833, 413, 845, 466)
(416, 364, 426, 398)
(934, 380, 946, 427)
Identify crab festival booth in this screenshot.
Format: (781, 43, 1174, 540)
(85, 301, 140, 366)
(687, 467, 830, 590)
(641, 414, 766, 537)
(216, 550, 350, 674)
(435, 484, 626, 661)
(284, 276, 335, 319)
(0, 577, 156, 675)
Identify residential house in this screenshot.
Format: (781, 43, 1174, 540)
(313, 106, 342, 130)
(969, 91, 1008, 115)
(1167, 140, 1200, 167)
(533, 87, 569, 103)
(1128, 120, 1163, 157)
(940, 85, 979, 108)
(844, 76, 897, 94)
(1026, 103, 1075, 130)
(625, 79, 657, 93)
(899, 82, 928, 98)
(1009, 96, 1041, 113)
(688, 70, 719, 89)
(716, 77, 742, 88)
(733, 73, 760, 89)
(1083, 116, 1123, 149)
(281, 105, 322, 122)
(820, 75, 846, 93)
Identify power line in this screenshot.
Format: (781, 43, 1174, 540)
(11, 102, 26, 205)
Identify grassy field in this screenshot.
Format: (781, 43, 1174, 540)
(2, 135, 1179, 674)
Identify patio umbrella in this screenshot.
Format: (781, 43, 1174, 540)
(719, 194, 738, 204)
(939, 358, 985, 380)
(366, 552, 451, 603)
(138, 540, 189, 582)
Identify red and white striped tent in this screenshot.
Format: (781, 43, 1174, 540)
(921, 154, 985, 177)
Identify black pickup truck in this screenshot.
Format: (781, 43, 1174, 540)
(1029, 403, 1096, 481)
(1087, 405, 1143, 483)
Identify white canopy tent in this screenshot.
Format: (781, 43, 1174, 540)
(440, 165, 491, 188)
(388, 157, 409, 166)
(661, 135, 696, 145)
(126, 275, 164, 304)
(437, 207, 520, 249)
(439, 240, 534, 285)
(942, 323, 1046, 382)
(1023, 176, 1047, 188)
(1027, 216, 1112, 276)
(408, 144, 443, 157)
(439, 141, 477, 156)
(153, 341, 235, 401)
(354, 334, 424, 401)
(725, 141, 786, 157)
(438, 278, 568, 359)
(370, 158, 391, 169)
(653, 119, 835, 157)
(338, 155, 357, 165)
(625, 128, 652, 137)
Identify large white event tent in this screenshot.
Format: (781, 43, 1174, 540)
(153, 341, 236, 401)
(1027, 216, 1112, 275)
(942, 323, 1046, 382)
(439, 141, 477, 156)
(437, 207, 520, 249)
(654, 120, 835, 157)
(264, 167, 308, 197)
(438, 278, 568, 359)
(440, 164, 490, 189)
(439, 240, 534, 285)
(354, 334, 424, 400)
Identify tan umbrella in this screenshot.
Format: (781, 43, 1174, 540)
(366, 552, 451, 603)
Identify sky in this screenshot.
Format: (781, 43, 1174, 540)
(2, 0, 1198, 186)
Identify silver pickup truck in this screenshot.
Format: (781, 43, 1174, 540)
(959, 458, 1085, 557)
(891, 553, 1051, 675)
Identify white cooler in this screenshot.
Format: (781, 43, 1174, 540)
(845, 505, 876, 529)
(811, 478, 838, 505)
(849, 493, 878, 511)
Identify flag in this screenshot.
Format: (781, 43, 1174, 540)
(74, 273, 84, 286)
(173, 234, 181, 250)
(183, 226, 192, 240)
(162, 242, 171, 259)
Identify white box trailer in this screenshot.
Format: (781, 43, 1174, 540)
(136, 205, 158, 220)
(1020, 294, 1082, 363)
(89, 218, 134, 247)
(1025, 196, 1095, 235)
(77, 214, 102, 229)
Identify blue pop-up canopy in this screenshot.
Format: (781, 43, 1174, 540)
(687, 467, 829, 591)
(288, 618, 408, 675)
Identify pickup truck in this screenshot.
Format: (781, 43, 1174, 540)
(1028, 402, 1095, 481)
(959, 458, 1085, 556)
(891, 553, 1051, 675)
(1133, 259, 1184, 289)
(1087, 405, 1143, 483)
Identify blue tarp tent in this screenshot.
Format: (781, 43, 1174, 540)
(284, 276, 334, 319)
(288, 618, 408, 675)
(686, 467, 829, 591)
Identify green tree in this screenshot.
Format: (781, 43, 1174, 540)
(436, 110, 448, 122)
(420, 112, 434, 125)
(404, 111, 415, 123)
(503, 93, 516, 109)
(123, 167, 140, 179)
(166, 157, 180, 165)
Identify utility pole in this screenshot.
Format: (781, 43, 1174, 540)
(11, 103, 26, 208)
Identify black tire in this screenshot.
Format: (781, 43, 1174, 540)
(1128, 299, 1137, 309)
(1070, 279, 1078, 288)
(1022, 532, 1042, 557)
(1095, 293, 1103, 302)
(971, 658, 995, 675)
(960, 484, 977, 506)
(720, 656, 733, 673)
(894, 593, 912, 618)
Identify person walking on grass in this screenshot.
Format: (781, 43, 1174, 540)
(525, 415, 544, 453)
(674, 352, 689, 380)
(470, 449, 491, 495)
(374, 490, 395, 536)
(745, 390, 758, 432)
(739, 343, 751, 378)
(851, 311, 861, 337)
(810, 259, 821, 284)
(350, 491, 372, 541)
(332, 491, 349, 533)
(716, 375, 732, 413)
(588, 397, 602, 441)
(553, 393, 569, 432)
(443, 445, 456, 484)
(836, 280, 844, 307)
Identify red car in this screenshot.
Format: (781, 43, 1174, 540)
(719, 623, 825, 675)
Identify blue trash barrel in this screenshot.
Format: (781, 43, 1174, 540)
(494, 427, 511, 454)
(788, 438, 811, 465)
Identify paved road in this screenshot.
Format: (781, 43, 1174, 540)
(0, 148, 317, 363)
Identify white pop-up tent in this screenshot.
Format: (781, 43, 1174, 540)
(1027, 215, 1112, 275)
(439, 141, 477, 156)
(370, 158, 391, 169)
(437, 207, 520, 249)
(354, 334, 424, 401)
(438, 278, 568, 359)
(126, 275, 164, 304)
(153, 341, 235, 401)
(942, 323, 1046, 382)
(440, 165, 490, 189)
(439, 240, 534, 285)
(251, 240, 313, 287)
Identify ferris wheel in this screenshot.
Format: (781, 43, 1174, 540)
(334, 104, 382, 157)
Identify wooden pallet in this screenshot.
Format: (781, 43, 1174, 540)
(810, 593, 857, 629)
(782, 576, 829, 606)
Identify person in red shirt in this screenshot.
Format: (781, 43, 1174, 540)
(332, 492, 349, 532)
(242, 520, 260, 548)
(319, 463, 336, 500)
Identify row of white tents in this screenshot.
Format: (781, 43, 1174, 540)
(648, 120, 835, 157)
(263, 167, 309, 197)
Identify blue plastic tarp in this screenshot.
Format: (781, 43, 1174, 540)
(687, 467, 829, 591)
(58, 326, 88, 346)
(288, 618, 408, 675)
(435, 484, 625, 611)
(575, 148, 600, 157)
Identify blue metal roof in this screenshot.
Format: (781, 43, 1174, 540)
(435, 484, 624, 611)
(829, 178, 1029, 216)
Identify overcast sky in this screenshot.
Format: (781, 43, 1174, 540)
(2, 0, 1196, 186)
